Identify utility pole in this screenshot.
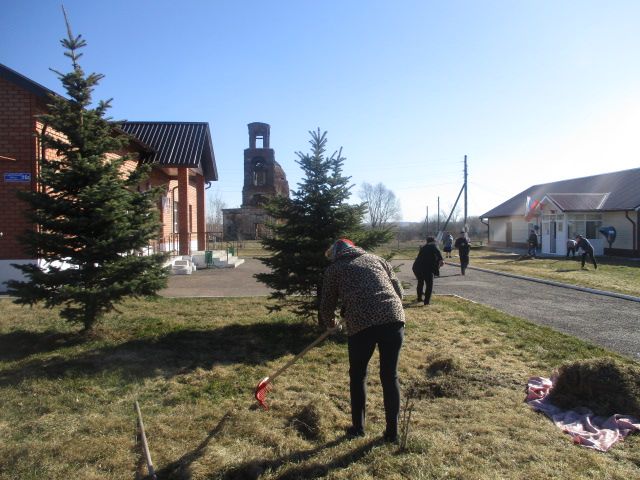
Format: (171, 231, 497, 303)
(422, 205, 429, 236)
(438, 155, 469, 239)
(464, 155, 468, 232)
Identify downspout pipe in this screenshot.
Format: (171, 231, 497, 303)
(628, 209, 639, 256)
(480, 217, 489, 245)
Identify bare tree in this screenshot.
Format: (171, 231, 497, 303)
(206, 189, 226, 233)
(359, 182, 402, 229)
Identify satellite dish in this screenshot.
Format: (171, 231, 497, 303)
(598, 226, 616, 248)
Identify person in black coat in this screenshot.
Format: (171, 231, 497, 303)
(412, 236, 444, 305)
(527, 230, 539, 257)
(454, 231, 470, 275)
(575, 234, 597, 269)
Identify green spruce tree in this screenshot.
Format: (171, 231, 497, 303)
(256, 129, 392, 317)
(7, 16, 167, 331)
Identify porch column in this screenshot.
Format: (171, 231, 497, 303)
(196, 175, 206, 251)
(178, 167, 190, 255)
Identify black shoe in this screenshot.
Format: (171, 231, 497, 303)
(423, 300, 430, 305)
(416, 297, 422, 303)
(383, 431, 398, 444)
(346, 426, 365, 439)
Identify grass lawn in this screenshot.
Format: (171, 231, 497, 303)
(2, 296, 639, 479)
(384, 243, 640, 298)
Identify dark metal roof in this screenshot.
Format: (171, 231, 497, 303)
(544, 193, 609, 211)
(481, 168, 640, 217)
(1, 64, 218, 182)
(0, 62, 60, 100)
(119, 122, 218, 182)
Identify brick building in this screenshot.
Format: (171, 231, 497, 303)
(0, 63, 218, 290)
(223, 122, 289, 240)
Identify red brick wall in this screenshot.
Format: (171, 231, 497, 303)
(0, 76, 41, 260)
(1, 75, 206, 259)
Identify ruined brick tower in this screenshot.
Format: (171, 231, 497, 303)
(223, 122, 289, 240)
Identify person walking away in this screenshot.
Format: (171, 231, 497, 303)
(320, 239, 405, 443)
(575, 234, 597, 269)
(566, 238, 577, 258)
(412, 236, 444, 305)
(454, 231, 471, 275)
(442, 232, 454, 258)
(527, 230, 539, 257)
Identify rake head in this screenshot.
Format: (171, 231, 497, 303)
(254, 376, 272, 410)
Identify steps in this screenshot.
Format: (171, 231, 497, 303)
(167, 256, 197, 275)
(168, 251, 245, 273)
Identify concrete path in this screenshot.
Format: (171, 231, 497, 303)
(161, 258, 640, 361)
(160, 258, 272, 298)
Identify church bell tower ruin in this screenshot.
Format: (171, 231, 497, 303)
(222, 122, 289, 240)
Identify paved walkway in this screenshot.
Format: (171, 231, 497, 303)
(161, 258, 640, 360)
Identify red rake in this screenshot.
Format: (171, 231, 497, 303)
(254, 326, 339, 410)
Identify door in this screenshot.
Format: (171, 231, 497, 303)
(550, 221, 556, 254)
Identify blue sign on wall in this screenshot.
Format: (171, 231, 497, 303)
(4, 172, 31, 182)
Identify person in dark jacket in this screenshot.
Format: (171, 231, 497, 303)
(412, 236, 444, 305)
(575, 234, 597, 269)
(320, 239, 406, 443)
(442, 232, 454, 258)
(454, 231, 470, 275)
(527, 230, 539, 257)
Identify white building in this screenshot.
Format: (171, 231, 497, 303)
(480, 168, 640, 257)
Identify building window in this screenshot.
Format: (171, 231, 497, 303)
(567, 213, 602, 240)
(252, 158, 266, 186)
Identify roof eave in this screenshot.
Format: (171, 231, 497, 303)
(0, 63, 63, 101)
(203, 127, 218, 182)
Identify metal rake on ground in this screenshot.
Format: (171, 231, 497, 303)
(254, 325, 340, 410)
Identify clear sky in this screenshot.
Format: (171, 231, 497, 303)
(3, 1, 640, 222)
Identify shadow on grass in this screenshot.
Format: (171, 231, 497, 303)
(0, 320, 347, 387)
(476, 254, 520, 261)
(219, 436, 381, 480)
(0, 330, 84, 362)
(155, 411, 232, 480)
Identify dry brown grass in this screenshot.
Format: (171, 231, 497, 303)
(1, 295, 640, 479)
(548, 358, 640, 418)
(466, 249, 640, 297)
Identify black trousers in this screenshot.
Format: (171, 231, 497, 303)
(459, 255, 469, 275)
(348, 322, 404, 436)
(416, 272, 435, 304)
(566, 246, 576, 257)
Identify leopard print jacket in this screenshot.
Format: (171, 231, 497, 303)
(319, 246, 405, 336)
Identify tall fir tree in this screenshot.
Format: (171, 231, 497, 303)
(256, 129, 392, 317)
(7, 14, 167, 331)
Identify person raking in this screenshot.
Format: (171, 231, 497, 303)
(319, 238, 406, 443)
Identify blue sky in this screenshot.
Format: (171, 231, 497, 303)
(3, 1, 640, 221)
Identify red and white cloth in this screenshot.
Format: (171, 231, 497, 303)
(526, 376, 640, 452)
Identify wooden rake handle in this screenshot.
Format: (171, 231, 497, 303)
(269, 326, 339, 383)
(135, 400, 157, 480)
